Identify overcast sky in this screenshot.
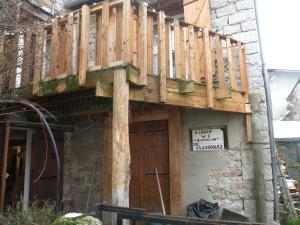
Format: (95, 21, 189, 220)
(256, 0, 300, 70)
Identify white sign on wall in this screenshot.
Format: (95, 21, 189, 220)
(191, 128, 225, 151)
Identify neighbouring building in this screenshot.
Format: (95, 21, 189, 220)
(0, 0, 275, 224)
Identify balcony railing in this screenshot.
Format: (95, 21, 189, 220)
(0, 0, 250, 112)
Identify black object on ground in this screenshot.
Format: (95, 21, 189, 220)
(221, 208, 249, 222)
(186, 199, 219, 219)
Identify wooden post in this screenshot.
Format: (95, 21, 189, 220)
(101, 1, 109, 68)
(32, 28, 45, 95)
(158, 11, 166, 103)
(112, 69, 130, 208)
(0, 122, 10, 212)
(203, 28, 214, 108)
(79, 5, 90, 86)
(139, 2, 147, 85)
(215, 34, 225, 87)
(108, 7, 117, 64)
(188, 26, 196, 81)
(50, 18, 59, 78)
(147, 15, 154, 75)
(21, 32, 32, 85)
(174, 19, 181, 79)
(65, 13, 74, 75)
(122, 0, 132, 64)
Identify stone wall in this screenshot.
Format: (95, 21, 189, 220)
(209, 0, 274, 223)
(63, 116, 103, 213)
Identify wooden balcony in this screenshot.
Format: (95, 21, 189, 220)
(2, 0, 251, 116)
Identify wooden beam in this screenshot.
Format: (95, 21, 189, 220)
(147, 15, 154, 75)
(108, 7, 117, 64)
(174, 19, 181, 79)
(65, 13, 74, 75)
(203, 28, 214, 108)
(188, 26, 196, 81)
(101, 1, 109, 68)
(165, 21, 171, 78)
(226, 37, 238, 90)
(112, 68, 130, 208)
(79, 5, 90, 86)
(168, 109, 183, 215)
(158, 11, 167, 102)
(215, 34, 225, 87)
(33, 28, 45, 95)
(0, 122, 10, 212)
(238, 41, 249, 93)
(72, 12, 80, 75)
(21, 32, 32, 85)
(246, 114, 253, 143)
(122, 0, 132, 63)
(139, 2, 147, 85)
(50, 18, 59, 78)
(180, 27, 186, 79)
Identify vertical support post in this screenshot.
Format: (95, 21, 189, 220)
(203, 28, 214, 108)
(174, 19, 181, 79)
(95, 12, 102, 66)
(65, 13, 74, 75)
(0, 122, 10, 212)
(147, 15, 153, 75)
(188, 26, 196, 81)
(101, 1, 109, 68)
(158, 11, 166, 103)
(168, 109, 183, 215)
(112, 69, 130, 208)
(23, 130, 33, 210)
(21, 31, 32, 85)
(138, 2, 147, 85)
(79, 5, 90, 86)
(50, 18, 59, 78)
(122, 0, 132, 64)
(215, 34, 225, 87)
(33, 28, 45, 95)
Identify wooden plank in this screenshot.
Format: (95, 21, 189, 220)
(174, 19, 181, 79)
(115, 7, 123, 61)
(246, 114, 253, 143)
(226, 37, 238, 90)
(132, 14, 138, 67)
(147, 15, 154, 75)
(158, 11, 167, 102)
(122, 0, 132, 63)
(185, 27, 190, 80)
(0, 36, 4, 91)
(165, 21, 171, 78)
(78, 5, 90, 86)
(9, 34, 18, 89)
(188, 26, 196, 81)
(183, 0, 211, 28)
(50, 18, 59, 78)
(65, 13, 74, 75)
(139, 2, 147, 85)
(112, 68, 130, 207)
(21, 32, 32, 85)
(180, 27, 186, 79)
(238, 41, 249, 93)
(108, 7, 117, 64)
(215, 34, 225, 87)
(197, 31, 205, 82)
(203, 28, 214, 108)
(168, 109, 183, 216)
(0, 122, 10, 212)
(101, 1, 109, 67)
(95, 13, 102, 66)
(33, 28, 45, 94)
(72, 12, 80, 75)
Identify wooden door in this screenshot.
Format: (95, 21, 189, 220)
(129, 120, 170, 214)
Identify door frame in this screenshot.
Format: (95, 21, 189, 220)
(102, 107, 183, 215)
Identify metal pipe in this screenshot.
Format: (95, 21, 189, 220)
(23, 130, 33, 211)
(253, 0, 280, 223)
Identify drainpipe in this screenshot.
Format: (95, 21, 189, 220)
(253, 0, 280, 223)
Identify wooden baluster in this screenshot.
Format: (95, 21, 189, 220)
(215, 34, 225, 87)
(0, 36, 4, 91)
(139, 2, 147, 85)
(165, 21, 171, 78)
(158, 11, 166, 102)
(238, 41, 249, 93)
(79, 4, 90, 86)
(188, 25, 196, 81)
(101, 1, 109, 67)
(226, 37, 237, 90)
(9, 34, 18, 89)
(197, 31, 205, 83)
(147, 15, 154, 75)
(180, 27, 186, 79)
(50, 18, 59, 79)
(174, 19, 181, 79)
(115, 7, 123, 61)
(65, 13, 74, 75)
(108, 7, 117, 64)
(122, 0, 132, 64)
(21, 31, 32, 85)
(185, 27, 190, 80)
(132, 14, 138, 67)
(33, 28, 45, 94)
(72, 12, 80, 75)
(95, 12, 102, 66)
(203, 28, 214, 108)
(194, 29, 200, 83)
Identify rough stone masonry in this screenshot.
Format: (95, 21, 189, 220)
(209, 0, 274, 224)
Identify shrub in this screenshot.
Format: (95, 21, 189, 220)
(0, 198, 54, 225)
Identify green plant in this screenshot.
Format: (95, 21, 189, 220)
(0, 198, 54, 225)
(282, 217, 300, 225)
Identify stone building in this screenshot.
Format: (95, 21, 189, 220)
(0, 0, 275, 224)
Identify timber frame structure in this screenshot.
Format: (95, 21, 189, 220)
(0, 0, 253, 215)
